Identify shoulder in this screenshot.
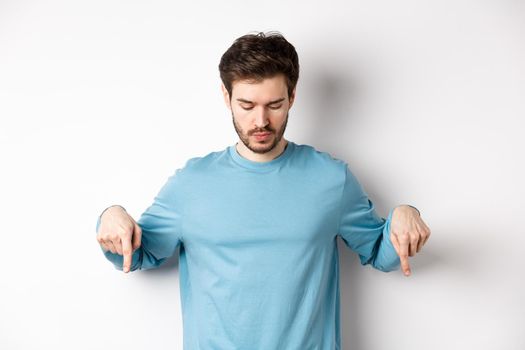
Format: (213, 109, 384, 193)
(292, 142, 348, 175)
(173, 146, 228, 177)
(158, 148, 227, 195)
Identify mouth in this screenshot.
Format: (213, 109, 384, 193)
(252, 132, 272, 141)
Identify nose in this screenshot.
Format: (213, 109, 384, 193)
(253, 107, 269, 129)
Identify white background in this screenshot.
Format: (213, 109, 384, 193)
(1, 0, 524, 349)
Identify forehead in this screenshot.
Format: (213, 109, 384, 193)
(231, 74, 287, 102)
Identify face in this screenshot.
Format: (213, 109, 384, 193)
(222, 74, 295, 154)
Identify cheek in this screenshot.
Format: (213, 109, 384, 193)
(272, 111, 288, 123)
(232, 113, 249, 130)
(232, 106, 249, 118)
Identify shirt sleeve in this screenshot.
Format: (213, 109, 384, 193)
(95, 169, 184, 272)
(337, 164, 400, 272)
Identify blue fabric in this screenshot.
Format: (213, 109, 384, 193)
(96, 140, 400, 349)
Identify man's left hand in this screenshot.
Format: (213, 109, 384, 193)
(390, 205, 431, 277)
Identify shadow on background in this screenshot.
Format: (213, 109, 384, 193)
(338, 236, 442, 350)
(306, 63, 442, 349)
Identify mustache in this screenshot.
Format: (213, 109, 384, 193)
(249, 127, 274, 135)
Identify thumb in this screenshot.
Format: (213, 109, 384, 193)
(132, 222, 142, 251)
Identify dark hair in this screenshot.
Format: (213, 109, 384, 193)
(218, 31, 300, 100)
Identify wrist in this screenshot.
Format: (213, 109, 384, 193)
(396, 204, 420, 216)
(100, 204, 127, 219)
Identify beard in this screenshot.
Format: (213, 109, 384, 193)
(231, 111, 289, 154)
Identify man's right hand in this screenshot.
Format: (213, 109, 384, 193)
(96, 205, 142, 273)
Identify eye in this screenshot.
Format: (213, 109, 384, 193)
(241, 105, 253, 110)
(269, 105, 282, 110)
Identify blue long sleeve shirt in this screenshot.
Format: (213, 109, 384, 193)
(96, 140, 400, 349)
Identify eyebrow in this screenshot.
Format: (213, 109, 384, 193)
(236, 97, 286, 105)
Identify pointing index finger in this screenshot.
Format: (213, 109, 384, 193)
(122, 237, 133, 273)
(400, 255, 411, 277)
(398, 235, 411, 277)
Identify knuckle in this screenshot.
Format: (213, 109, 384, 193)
(119, 227, 133, 238)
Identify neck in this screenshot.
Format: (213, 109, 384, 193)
(236, 138, 288, 163)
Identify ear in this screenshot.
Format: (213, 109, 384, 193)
(221, 83, 231, 110)
(288, 87, 297, 109)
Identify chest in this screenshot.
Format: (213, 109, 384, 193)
(181, 173, 341, 248)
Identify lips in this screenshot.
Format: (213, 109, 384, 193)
(252, 132, 271, 141)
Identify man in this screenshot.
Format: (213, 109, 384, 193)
(96, 31, 431, 349)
